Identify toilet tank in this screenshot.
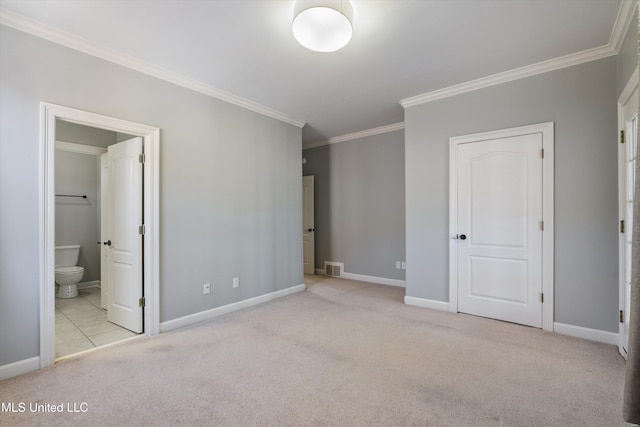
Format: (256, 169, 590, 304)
(55, 245, 81, 268)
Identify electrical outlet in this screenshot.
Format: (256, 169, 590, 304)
(401, 262, 406, 270)
(395, 261, 401, 269)
(233, 277, 239, 288)
(203, 283, 210, 295)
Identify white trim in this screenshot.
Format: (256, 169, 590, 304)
(609, 0, 638, 53)
(160, 284, 306, 332)
(40, 103, 161, 370)
(554, 322, 618, 346)
(404, 296, 449, 312)
(341, 272, 406, 288)
(0, 356, 40, 381)
(312, 269, 406, 288)
(303, 122, 405, 150)
(400, 46, 615, 108)
(55, 140, 106, 155)
(400, 0, 637, 108)
(448, 122, 554, 331)
(619, 67, 639, 107)
(0, 9, 305, 129)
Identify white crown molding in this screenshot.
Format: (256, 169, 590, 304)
(619, 67, 639, 105)
(0, 8, 306, 129)
(400, 45, 616, 108)
(609, 0, 638, 52)
(55, 140, 107, 155)
(401, 0, 637, 109)
(303, 122, 404, 149)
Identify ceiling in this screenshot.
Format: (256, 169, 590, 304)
(0, 0, 630, 145)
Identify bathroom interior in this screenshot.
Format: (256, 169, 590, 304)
(54, 119, 140, 358)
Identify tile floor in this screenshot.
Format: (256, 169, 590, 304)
(55, 287, 138, 358)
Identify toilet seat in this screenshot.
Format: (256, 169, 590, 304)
(55, 266, 84, 274)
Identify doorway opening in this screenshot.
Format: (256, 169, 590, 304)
(303, 175, 315, 275)
(40, 103, 160, 368)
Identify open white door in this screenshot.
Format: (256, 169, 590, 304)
(303, 176, 315, 275)
(619, 83, 638, 358)
(107, 137, 143, 333)
(100, 153, 109, 310)
(454, 131, 544, 328)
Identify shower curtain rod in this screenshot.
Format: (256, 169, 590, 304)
(55, 194, 87, 199)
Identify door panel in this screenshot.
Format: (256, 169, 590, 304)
(457, 133, 543, 327)
(469, 256, 528, 303)
(107, 137, 143, 333)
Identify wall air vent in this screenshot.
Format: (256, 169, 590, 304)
(324, 261, 344, 277)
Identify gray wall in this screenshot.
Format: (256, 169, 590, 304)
(0, 25, 303, 367)
(405, 57, 619, 333)
(303, 130, 405, 281)
(55, 150, 101, 282)
(617, 3, 639, 96)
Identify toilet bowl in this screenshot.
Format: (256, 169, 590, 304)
(55, 245, 84, 299)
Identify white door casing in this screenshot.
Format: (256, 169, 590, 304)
(303, 175, 315, 275)
(618, 68, 638, 358)
(449, 122, 554, 331)
(107, 137, 144, 333)
(40, 103, 160, 368)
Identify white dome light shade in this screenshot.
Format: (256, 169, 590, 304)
(292, 1, 353, 52)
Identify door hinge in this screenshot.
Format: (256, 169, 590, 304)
(139, 297, 145, 308)
(139, 224, 145, 235)
(620, 130, 625, 144)
(541, 148, 544, 158)
(621, 220, 625, 234)
(540, 220, 544, 231)
(540, 293, 544, 303)
(139, 153, 145, 164)
(620, 309, 624, 323)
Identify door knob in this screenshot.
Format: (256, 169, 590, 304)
(459, 234, 467, 240)
(307, 228, 315, 232)
(103, 240, 112, 246)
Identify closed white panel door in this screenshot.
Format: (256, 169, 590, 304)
(107, 137, 143, 333)
(303, 176, 315, 275)
(457, 133, 543, 327)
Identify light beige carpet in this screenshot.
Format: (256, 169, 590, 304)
(0, 276, 627, 426)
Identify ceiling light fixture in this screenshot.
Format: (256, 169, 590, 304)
(292, 0, 353, 53)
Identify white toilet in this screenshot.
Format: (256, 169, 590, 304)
(55, 245, 85, 299)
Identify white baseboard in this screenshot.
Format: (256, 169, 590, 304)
(160, 284, 306, 333)
(77, 280, 100, 290)
(0, 356, 40, 381)
(404, 296, 449, 312)
(312, 268, 406, 288)
(553, 322, 618, 345)
(341, 272, 406, 288)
